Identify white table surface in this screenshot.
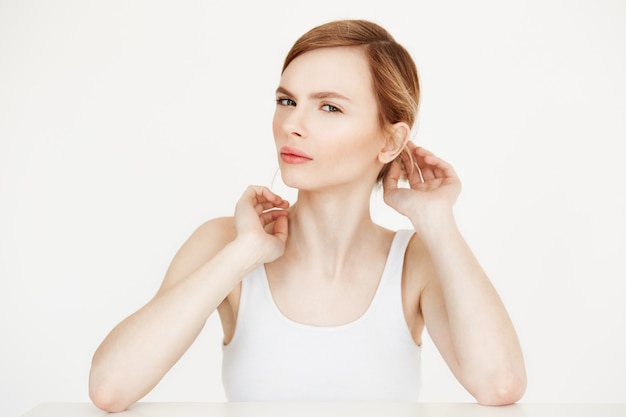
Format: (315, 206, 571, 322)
(21, 402, 626, 417)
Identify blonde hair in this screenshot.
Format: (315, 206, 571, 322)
(282, 19, 420, 182)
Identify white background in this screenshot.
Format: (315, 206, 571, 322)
(1, 0, 625, 416)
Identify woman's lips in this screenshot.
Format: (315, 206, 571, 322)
(279, 146, 312, 164)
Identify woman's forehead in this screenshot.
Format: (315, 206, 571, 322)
(279, 47, 373, 99)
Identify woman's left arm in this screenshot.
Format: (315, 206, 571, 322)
(383, 143, 527, 405)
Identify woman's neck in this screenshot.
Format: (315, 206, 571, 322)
(282, 185, 386, 279)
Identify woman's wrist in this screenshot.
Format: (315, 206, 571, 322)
(221, 237, 267, 276)
(409, 206, 459, 244)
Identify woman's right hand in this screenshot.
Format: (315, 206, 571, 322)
(234, 185, 290, 265)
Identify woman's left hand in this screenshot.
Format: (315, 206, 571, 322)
(383, 142, 461, 229)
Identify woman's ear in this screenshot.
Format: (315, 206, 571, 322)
(378, 122, 410, 163)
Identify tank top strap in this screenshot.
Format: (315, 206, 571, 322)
(370, 229, 416, 342)
(378, 229, 415, 289)
(389, 229, 415, 269)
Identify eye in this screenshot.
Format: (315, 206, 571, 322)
(276, 97, 296, 107)
(321, 103, 341, 113)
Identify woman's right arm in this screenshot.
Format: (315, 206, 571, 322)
(88, 186, 289, 412)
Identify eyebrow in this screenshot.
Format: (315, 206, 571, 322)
(275, 86, 351, 102)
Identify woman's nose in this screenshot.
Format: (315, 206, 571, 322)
(280, 107, 307, 139)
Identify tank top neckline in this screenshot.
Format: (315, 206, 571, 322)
(257, 230, 410, 331)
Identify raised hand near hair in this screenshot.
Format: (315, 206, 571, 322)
(383, 142, 461, 234)
(234, 186, 290, 265)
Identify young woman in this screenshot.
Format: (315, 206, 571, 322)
(89, 19, 526, 412)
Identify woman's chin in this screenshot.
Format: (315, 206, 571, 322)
(277, 171, 310, 190)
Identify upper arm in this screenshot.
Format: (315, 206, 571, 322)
(406, 237, 463, 379)
(156, 216, 237, 296)
(420, 275, 462, 376)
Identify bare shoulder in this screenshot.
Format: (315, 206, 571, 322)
(156, 216, 236, 295)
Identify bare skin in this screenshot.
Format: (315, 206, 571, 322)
(89, 46, 526, 412)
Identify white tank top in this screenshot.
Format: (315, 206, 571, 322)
(222, 229, 421, 402)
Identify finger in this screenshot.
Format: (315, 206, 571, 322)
(399, 149, 418, 180)
(421, 152, 459, 180)
(407, 148, 432, 181)
(242, 186, 289, 210)
(400, 143, 425, 180)
(382, 159, 402, 192)
(272, 214, 289, 244)
(261, 186, 289, 207)
(259, 209, 289, 227)
(418, 164, 436, 182)
(436, 158, 458, 179)
(244, 185, 285, 204)
(413, 147, 459, 180)
(255, 202, 274, 213)
(254, 200, 289, 214)
(400, 150, 424, 188)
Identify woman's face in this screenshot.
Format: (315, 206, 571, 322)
(273, 46, 386, 192)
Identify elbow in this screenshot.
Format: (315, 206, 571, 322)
(474, 370, 527, 406)
(89, 370, 134, 413)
